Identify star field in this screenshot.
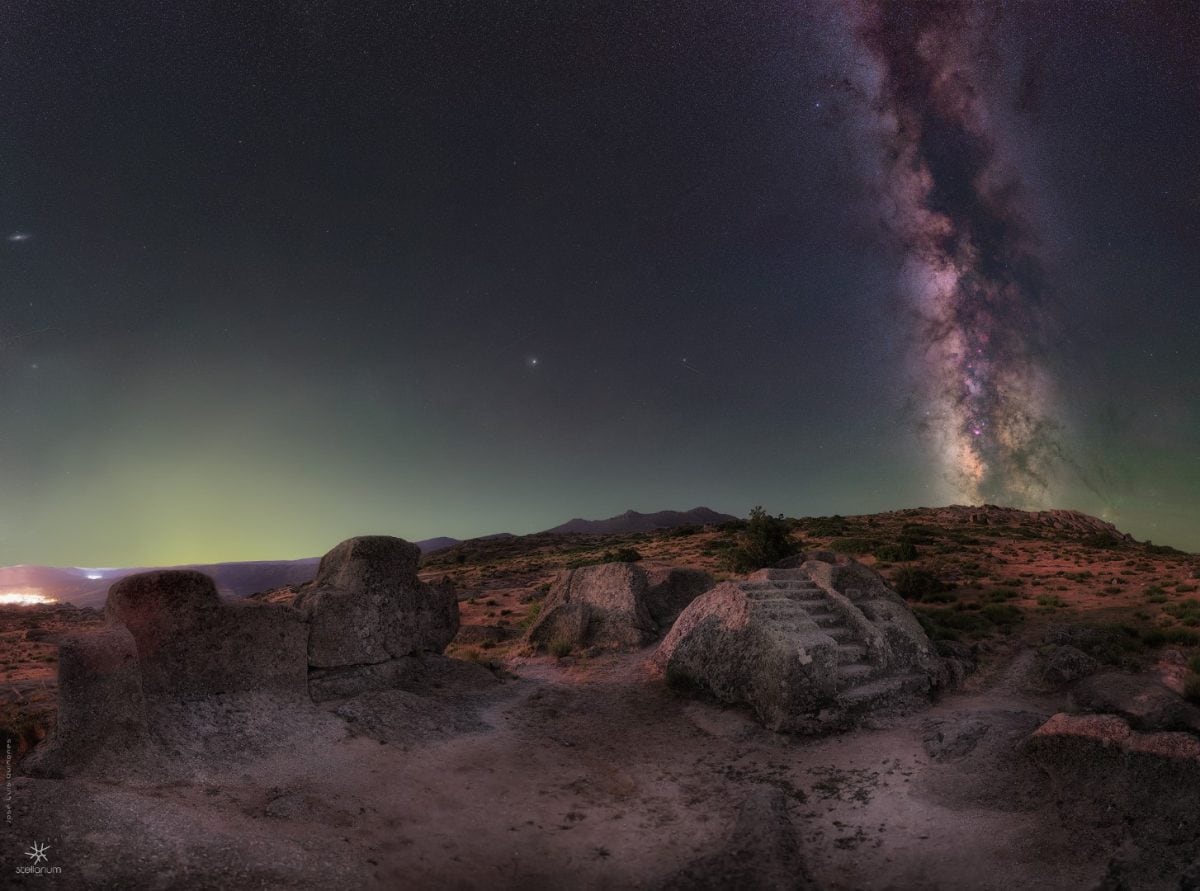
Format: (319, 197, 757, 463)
(1, 1, 1197, 565)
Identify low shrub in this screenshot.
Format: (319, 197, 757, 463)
(519, 602, 542, 629)
(981, 603, 1023, 626)
(893, 567, 947, 601)
(722, 507, 799, 573)
(605, 547, 643, 563)
(1165, 599, 1200, 624)
(1143, 627, 1200, 648)
(829, 537, 878, 555)
(874, 541, 918, 562)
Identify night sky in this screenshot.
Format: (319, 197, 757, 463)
(2, 1, 1197, 566)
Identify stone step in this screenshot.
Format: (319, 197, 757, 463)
(743, 591, 796, 602)
(741, 588, 811, 601)
(756, 568, 808, 578)
(824, 626, 854, 643)
(837, 662, 875, 682)
(836, 644, 868, 664)
(792, 598, 827, 610)
(741, 581, 818, 593)
(839, 673, 930, 707)
(807, 612, 839, 626)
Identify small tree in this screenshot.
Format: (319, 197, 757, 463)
(724, 506, 798, 573)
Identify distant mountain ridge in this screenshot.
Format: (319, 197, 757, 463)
(542, 507, 739, 536)
(2, 511, 738, 607)
(0, 536, 457, 609)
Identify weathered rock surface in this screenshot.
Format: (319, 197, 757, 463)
(1038, 644, 1100, 687)
(918, 708, 1051, 812)
(526, 562, 656, 650)
(1024, 712, 1200, 883)
(1181, 858, 1200, 890)
(293, 536, 459, 668)
(27, 570, 329, 777)
(653, 559, 944, 733)
(525, 562, 713, 652)
(108, 569, 308, 698)
(26, 627, 153, 775)
(1070, 672, 1200, 734)
(661, 787, 816, 890)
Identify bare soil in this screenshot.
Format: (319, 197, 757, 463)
(9, 641, 1110, 889)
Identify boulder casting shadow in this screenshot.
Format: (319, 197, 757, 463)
(525, 562, 714, 653)
(653, 556, 947, 734)
(26, 569, 329, 778)
(26, 535, 473, 778)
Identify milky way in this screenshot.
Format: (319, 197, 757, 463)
(848, 0, 1061, 506)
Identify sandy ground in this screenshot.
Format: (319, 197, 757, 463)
(7, 642, 1115, 890)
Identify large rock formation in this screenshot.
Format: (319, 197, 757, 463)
(27, 570, 326, 778)
(108, 569, 308, 698)
(653, 556, 944, 733)
(526, 563, 657, 650)
(1024, 712, 1200, 882)
(294, 536, 458, 668)
(292, 536, 460, 700)
(1070, 672, 1200, 734)
(26, 535, 469, 775)
(525, 562, 713, 652)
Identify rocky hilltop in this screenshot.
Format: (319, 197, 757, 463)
(543, 506, 738, 535)
(5, 506, 1200, 889)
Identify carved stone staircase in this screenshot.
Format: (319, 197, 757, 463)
(737, 568, 930, 715)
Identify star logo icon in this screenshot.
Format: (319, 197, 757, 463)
(25, 841, 50, 865)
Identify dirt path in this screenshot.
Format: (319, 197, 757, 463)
(12, 646, 1109, 890)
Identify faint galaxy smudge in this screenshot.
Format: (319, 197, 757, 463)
(850, 0, 1061, 505)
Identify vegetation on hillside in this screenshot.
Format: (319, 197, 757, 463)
(722, 506, 800, 572)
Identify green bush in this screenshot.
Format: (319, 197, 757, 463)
(519, 601, 542, 630)
(1165, 599, 1200, 624)
(875, 541, 918, 562)
(548, 636, 573, 658)
(802, 516, 847, 537)
(722, 506, 799, 573)
(1144, 627, 1200, 648)
(893, 567, 946, 601)
(916, 608, 992, 640)
(605, 547, 643, 563)
(829, 537, 878, 555)
(981, 603, 1023, 626)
